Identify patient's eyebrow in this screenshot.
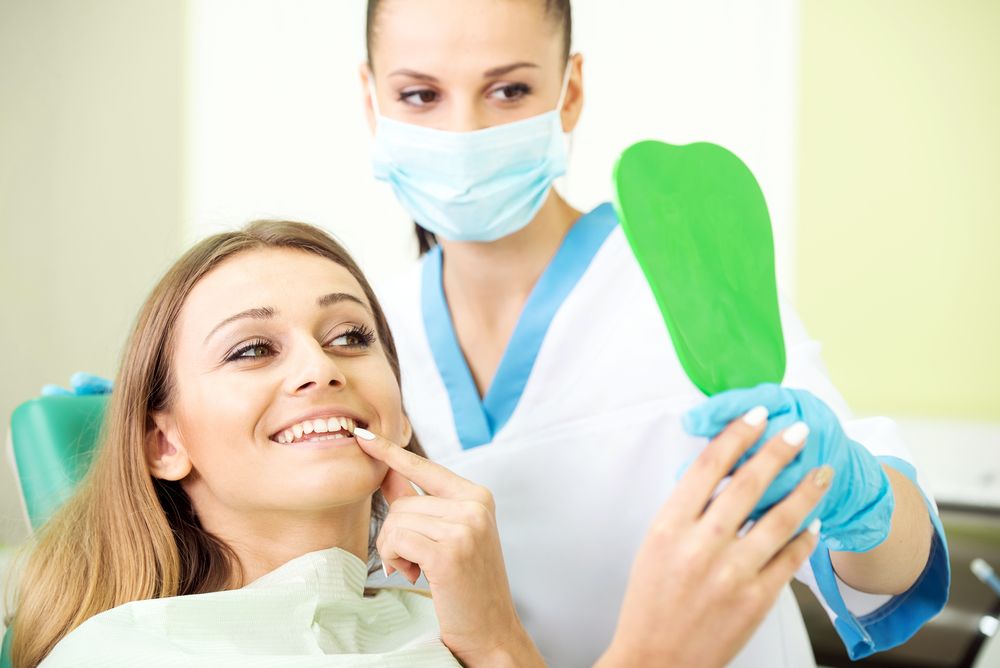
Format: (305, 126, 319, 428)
(317, 292, 371, 313)
(205, 307, 275, 343)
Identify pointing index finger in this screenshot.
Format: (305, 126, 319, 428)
(354, 427, 471, 499)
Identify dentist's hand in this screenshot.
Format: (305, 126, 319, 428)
(353, 428, 544, 668)
(684, 384, 894, 552)
(598, 407, 831, 668)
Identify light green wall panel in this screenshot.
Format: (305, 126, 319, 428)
(797, 0, 1000, 420)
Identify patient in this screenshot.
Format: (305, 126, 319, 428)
(8, 221, 828, 667)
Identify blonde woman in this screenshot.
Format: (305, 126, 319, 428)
(9, 222, 828, 667)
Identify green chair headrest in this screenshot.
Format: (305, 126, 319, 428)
(9, 395, 108, 531)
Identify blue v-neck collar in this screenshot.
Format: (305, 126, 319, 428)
(421, 203, 619, 450)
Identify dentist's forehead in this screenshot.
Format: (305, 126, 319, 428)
(372, 0, 561, 72)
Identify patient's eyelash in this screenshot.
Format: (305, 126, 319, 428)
(332, 324, 376, 348)
(223, 325, 374, 364)
(226, 338, 275, 362)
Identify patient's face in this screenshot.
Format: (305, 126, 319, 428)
(155, 247, 405, 521)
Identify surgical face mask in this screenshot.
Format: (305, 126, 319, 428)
(369, 66, 572, 242)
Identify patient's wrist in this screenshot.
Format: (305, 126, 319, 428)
(459, 624, 545, 668)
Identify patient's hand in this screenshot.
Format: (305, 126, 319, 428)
(596, 408, 831, 668)
(355, 428, 545, 668)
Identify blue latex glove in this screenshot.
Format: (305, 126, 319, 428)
(683, 383, 894, 553)
(41, 372, 113, 397)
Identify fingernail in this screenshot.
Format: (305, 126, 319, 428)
(808, 518, 822, 536)
(812, 465, 833, 488)
(742, 405, 769, 426)
(782, 422, 810, 447)
(354, 427, 376, 441)
(382, 564, 389, 579)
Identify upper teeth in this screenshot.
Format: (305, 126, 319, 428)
(275, 417, 357, 444)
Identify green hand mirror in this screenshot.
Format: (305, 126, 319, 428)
(612, 140, 785, 395)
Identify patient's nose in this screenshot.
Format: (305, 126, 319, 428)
(285, 340, 346, 394)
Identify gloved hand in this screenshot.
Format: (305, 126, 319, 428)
(683, 383, 894, 552)
(41, 372, 113, 397)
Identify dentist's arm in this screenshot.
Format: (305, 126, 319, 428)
(830, 466, 933, 594)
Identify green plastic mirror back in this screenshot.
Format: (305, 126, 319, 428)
(9, 395, 109, 531)
(612, 140, 785, 395)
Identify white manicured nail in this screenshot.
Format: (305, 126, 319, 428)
(808, 518, 822, 536)
(382, 564, 389, 579)
(354, 427, 376, 441)
(742, 406, 769, 426)
(782, 422, 810, 447)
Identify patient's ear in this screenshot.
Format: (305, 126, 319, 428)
(401, 414, 413, 450)
(146, 411, 192, 481)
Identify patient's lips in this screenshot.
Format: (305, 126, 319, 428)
(271, 416, 362, 445)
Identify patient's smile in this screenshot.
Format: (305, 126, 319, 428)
(271, 416, 366, 445)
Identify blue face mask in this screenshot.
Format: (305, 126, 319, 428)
(370, 68, 571, 242)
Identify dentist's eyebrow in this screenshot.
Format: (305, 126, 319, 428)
(317, 292, 372, 314)
(483, 62, 538, 78)
(387, 69, 439, 82)
(205, 307, 275, 343)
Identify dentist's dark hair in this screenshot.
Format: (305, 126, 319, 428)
(365, 0, 573, 255)
(10, 220, 424, 668)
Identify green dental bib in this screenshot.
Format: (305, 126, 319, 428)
(612, 140, 785, 395)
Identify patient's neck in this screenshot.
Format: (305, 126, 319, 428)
(196, 502, 373, 586)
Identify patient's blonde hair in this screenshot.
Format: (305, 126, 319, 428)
(9, 221, 423, 667)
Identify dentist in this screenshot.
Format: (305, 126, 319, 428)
(361, 0, 949, 665)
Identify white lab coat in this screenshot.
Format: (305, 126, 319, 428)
(378, 203, 945, 667)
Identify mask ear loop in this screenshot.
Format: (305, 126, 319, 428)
(553, 55, 576, 201)
(367, 66, 384, 123)
(554, 58, 574, 116)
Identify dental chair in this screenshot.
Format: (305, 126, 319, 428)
(1, 395, 109, 668)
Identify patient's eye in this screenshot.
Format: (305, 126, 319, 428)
(226, 339, 275, 362)
(330, 325, 376, 349)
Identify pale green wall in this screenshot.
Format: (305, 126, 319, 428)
(797, 1, 1000, 420)
(0, 0, 185, 543)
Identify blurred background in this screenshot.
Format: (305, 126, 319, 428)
(1, 1, 997, 665)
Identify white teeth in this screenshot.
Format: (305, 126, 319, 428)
(275, 417, 363, 443)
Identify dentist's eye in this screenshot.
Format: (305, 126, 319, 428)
(330, 324, 376, 349)
(226, 339, 276, 362)
(399, 88, 439, 107)
(488, 82, 531, 102)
